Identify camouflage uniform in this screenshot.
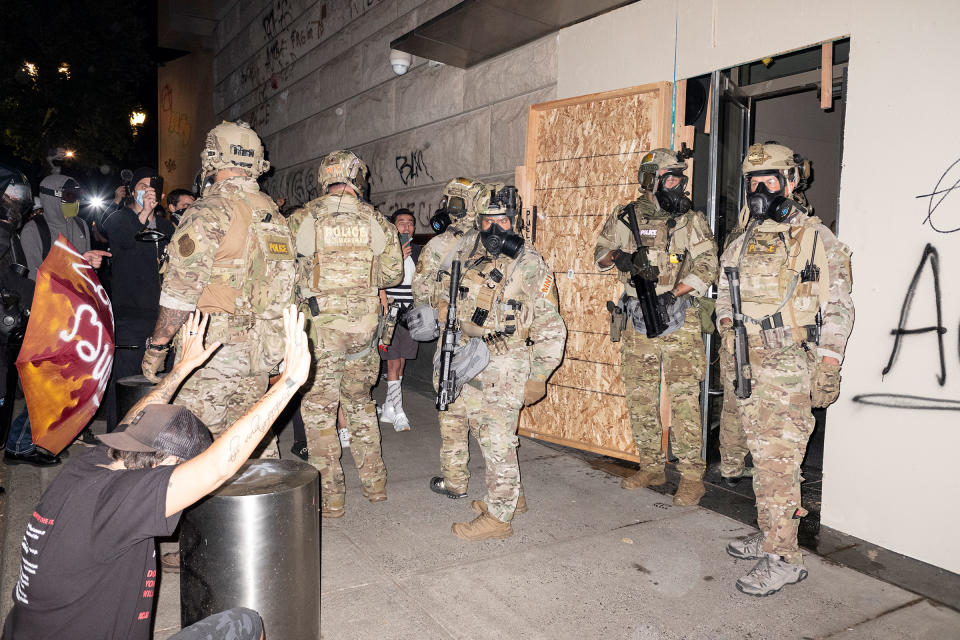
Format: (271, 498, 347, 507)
(161, 176, 296, 444)
(717, 210, 853, 564)
(440, 231, 566, 523)
(594, 197, 719, 483)
(411, 178, 495, 496)
(288, 151, 402, 513)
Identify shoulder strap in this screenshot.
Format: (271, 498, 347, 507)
(35, 217, 51, 259)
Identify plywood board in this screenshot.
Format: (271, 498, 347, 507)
(519, 82, 672, 462)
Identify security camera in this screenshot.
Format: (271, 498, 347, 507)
(390, 49, 412, 75)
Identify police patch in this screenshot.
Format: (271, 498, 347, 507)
(178, 235, 196, 257)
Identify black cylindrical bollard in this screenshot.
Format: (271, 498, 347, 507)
(116, 374, 155, 421)
(180, 459, 320, 638)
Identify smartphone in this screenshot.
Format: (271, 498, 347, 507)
(398, 233, 411, 245)
(150, 176, 164, 196)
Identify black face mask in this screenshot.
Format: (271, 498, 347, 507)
(747, 182, 792, 222)
(654, 172, 691, 215)
(480, 223, 523, 259)
(171, 207, 188, 225)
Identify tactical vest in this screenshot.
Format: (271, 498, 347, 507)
(738, 216, 829, 337)
(617, 201, 706, 295)
(455, 249, 539, 344)
(295, 193, 386, 310)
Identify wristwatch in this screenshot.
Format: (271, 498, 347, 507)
(145, 336, 171, 352)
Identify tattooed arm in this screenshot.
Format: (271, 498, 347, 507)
(149, 306, 192, 347)
(166, 306, 310, 517)
(124, 312, 221, 423)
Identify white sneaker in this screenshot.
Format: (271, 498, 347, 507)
(338, 428, 351, 448)
(727, 532, 765, 560)
(393, 411, 410, 432)
(736, 553, 808, 597)
(379, 404, 397, 424)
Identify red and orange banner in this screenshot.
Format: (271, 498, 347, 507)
(16, 235, 114, 454)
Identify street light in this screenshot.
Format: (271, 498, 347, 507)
(64, 149, 75, 159)
(129, 111, 146, 127)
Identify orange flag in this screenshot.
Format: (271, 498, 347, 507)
(16, 235, 115, 454)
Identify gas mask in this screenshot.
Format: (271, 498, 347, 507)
(746, 179, 792, 222)
(480, 223, 523, 259)
(171, 208, 188, 225)
(654, 171, 691, 215)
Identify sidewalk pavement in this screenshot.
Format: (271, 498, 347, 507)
(2, 387, 959, 639)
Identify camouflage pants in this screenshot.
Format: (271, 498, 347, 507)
(174, 342, 275, 456)
(301, 327, 384, 500)
(735, 340, 814, 564)
(621, 307, 706, 479)
(718, 345, 749, 477)
(441, 348, 529, 522)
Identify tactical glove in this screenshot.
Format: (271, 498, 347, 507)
(613, 250, 636, 273)
(811, 360, 841, 408)
(523, 380, 547, 406)
(141, 348, 166, 383)
(656, 291, 677, 309)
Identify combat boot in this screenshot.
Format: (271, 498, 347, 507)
(736, 553, 808, 597)
(362, 482, 387, 503)
(451, 512, 513, 541)
(321, 494, 345, 518)
(471, 495, 528, 516)
(429, 476, 467, 499)
(673, 477, 706, 506)
(726, 531, 765, 560)
(620, 468, 666, 490)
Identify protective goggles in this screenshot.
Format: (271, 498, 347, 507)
(40, 182, 81, 203)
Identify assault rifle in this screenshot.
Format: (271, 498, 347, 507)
(617, 203, 667, 338)
(724, 266, 752, 399)
(436, 260, 461, 411)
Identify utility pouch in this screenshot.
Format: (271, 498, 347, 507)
(760, 325, 794, 349)
(697, 297, 716, 334)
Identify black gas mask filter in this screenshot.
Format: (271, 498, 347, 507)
(430, 194, 466, 233)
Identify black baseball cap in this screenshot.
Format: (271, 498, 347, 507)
(97, 404, 212, 461)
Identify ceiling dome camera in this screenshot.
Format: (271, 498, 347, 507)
(390, 49, 412, 75)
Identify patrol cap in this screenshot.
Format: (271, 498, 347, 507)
(98, 404, 213, 461)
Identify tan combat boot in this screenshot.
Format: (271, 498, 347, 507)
(321, 494, 345, 518)
(451, 512, 513, 541)
(673, 477, 706, 506)
(621, 468, 667, 490)
(362, 481, 387, 503)
(471, 495, 528, 516)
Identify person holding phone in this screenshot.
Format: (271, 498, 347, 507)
(378, 208, 422, 432)
(100, 167, 175, 432)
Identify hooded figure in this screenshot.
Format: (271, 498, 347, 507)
(20, 175, 90, 279)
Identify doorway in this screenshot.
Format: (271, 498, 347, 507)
(699, 38, 850, 538)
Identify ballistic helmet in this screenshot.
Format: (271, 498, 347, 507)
(479, 184, 520, 223)
(318, 150, 369, 197)
(441, 177, 489, 219)
(638, 148, 687, 193)
(741, 142, 810, 188)
(201, 120, 270, 178)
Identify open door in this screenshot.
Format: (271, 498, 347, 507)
(517, 82, 672, 462)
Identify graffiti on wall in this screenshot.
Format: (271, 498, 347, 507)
(919, 157, 960, 234)
(159, 84, 192, 150)
(395, 148, 433, 186)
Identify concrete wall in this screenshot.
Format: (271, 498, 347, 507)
(558, 0, 960, 573)
(211, 0, 557, 231)
(158, 51, 217, 195)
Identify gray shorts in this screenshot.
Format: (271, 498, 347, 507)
(381, 324, 419, 360)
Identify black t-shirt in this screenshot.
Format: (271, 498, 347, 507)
(1, 447, 180, 640)
(100, 208, 174, 327)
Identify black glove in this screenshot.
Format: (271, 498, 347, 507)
(613, 250, 636, 272)
(656, 291, 677, 309)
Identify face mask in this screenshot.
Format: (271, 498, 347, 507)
(480, 223, 523, 259)
(171, 207, 187, 224)
(135, 189, 146, 208)
(430, 209, 451, 233)
(61, 201, 80, 218)
(747, 182, 791, 222)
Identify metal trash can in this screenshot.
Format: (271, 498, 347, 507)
(180, 459, 320, 638)
(116, 374, 155, 421)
